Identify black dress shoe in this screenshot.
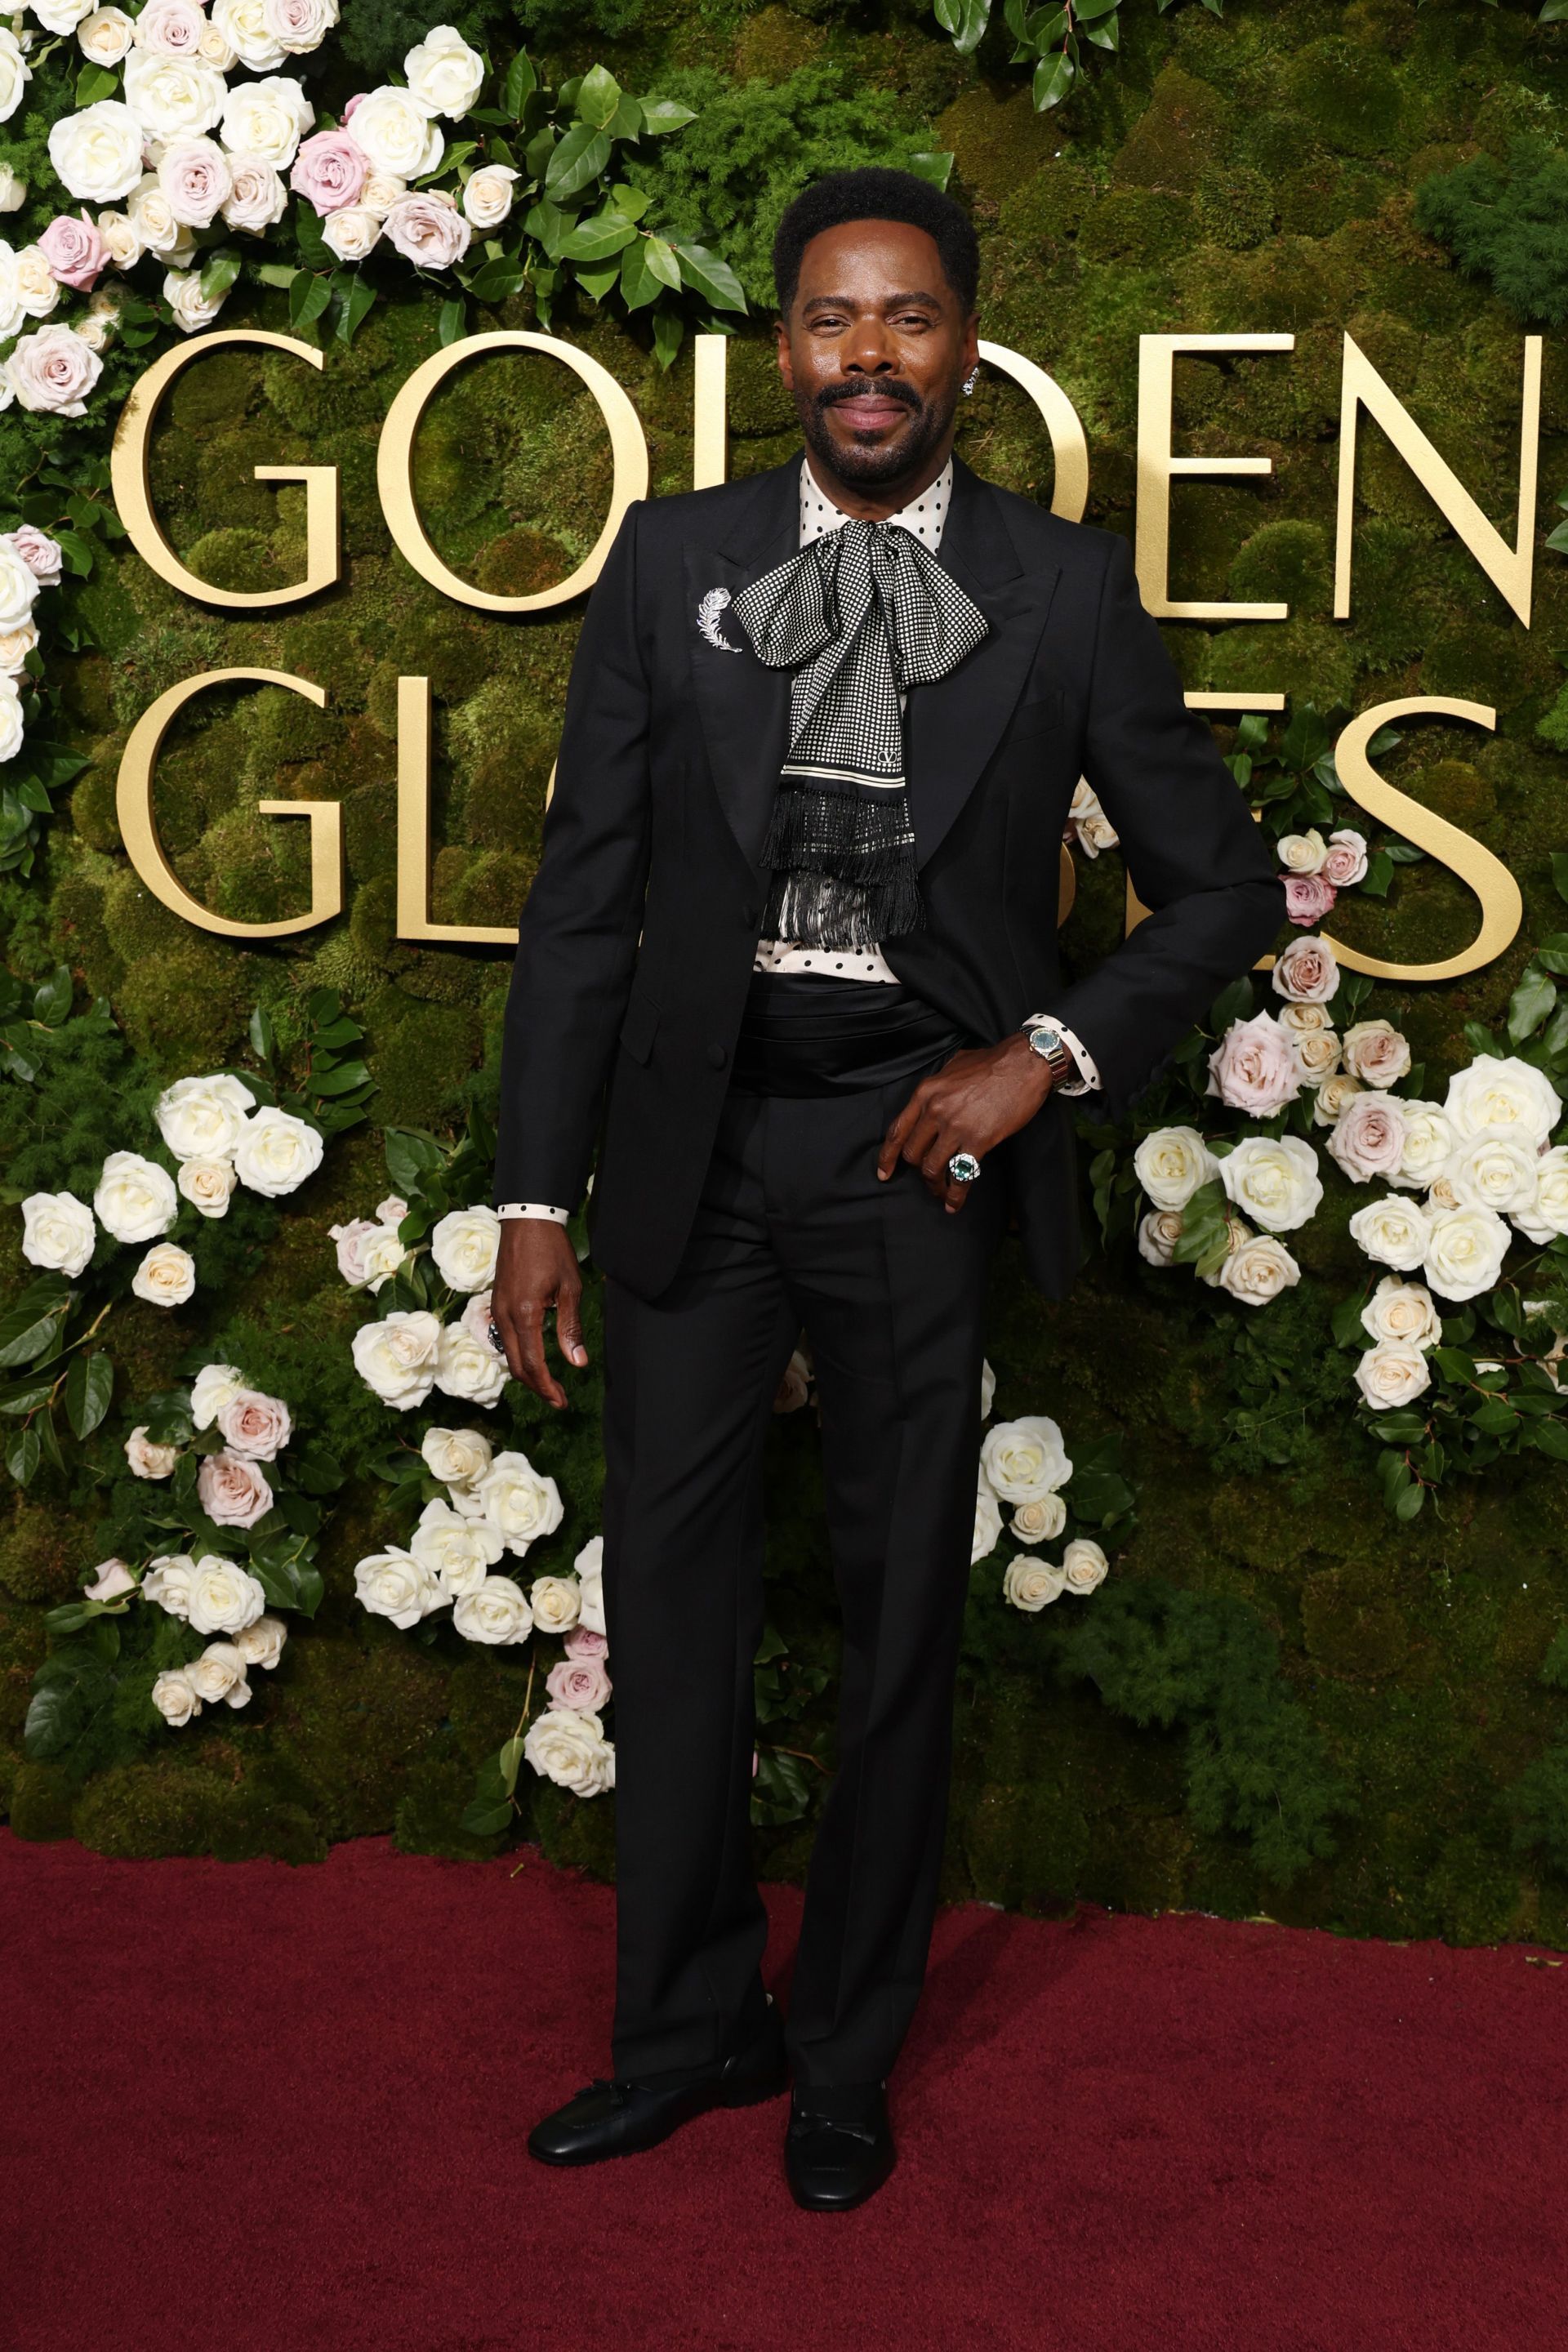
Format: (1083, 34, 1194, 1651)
(784, 2082, 896, 2211)
(528, 2004, 789, 2167)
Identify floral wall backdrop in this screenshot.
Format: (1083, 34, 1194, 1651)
(6, 0, 1568, 1949)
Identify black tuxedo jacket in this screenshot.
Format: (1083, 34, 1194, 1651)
(492, 452, 1286, 1302)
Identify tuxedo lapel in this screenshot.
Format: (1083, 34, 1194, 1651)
(905, 456, 1062, 869)
(684, 461, 800, 872)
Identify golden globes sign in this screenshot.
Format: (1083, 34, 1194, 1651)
(108, 325, 1532, 978)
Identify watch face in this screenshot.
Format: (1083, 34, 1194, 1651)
(1029, 1025, 1064, 1058)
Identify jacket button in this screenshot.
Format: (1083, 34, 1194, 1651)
(707, 1042, 728, 1068)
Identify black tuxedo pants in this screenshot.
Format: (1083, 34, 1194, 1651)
(599, 1022, 1005, 2089)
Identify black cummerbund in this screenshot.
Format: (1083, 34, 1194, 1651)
(729, 972, 973, 1098)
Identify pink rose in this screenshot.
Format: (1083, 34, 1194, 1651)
(136, 0, 206, 52)
(545, 1656, 612, 1713)
(1282, 871, 1337, 927)
(328, 1216, 381, 1285)
(197, 1448, 274, 1528)
(216, 1386, 292, 1462)
(564, 1625, 608, 1662)
(375, 1195, 408, 1226)
(342, 91, 367, 121)
(84, 1557, 136, 1601)
(1272, 932, 1340, 1004)
(289, 129, 368, 216)
(382, 188, 471, 269)
(7, 524, 63, 586)
(1321, 829, 1368, 888)
(1326, 1090, 1407, 1183)
(1207, 1011, 1303, 1116)
(39, 212, 107, 291)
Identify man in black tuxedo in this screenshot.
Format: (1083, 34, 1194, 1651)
(489, 167, 1285, 2210)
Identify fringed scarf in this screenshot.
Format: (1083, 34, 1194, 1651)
(729, 514, 987, 949)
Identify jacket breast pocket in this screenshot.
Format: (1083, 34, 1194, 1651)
(1011, 682, 1065, 728)
(618, 980, 662, 1067)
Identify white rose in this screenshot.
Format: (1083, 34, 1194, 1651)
(1361, 1275, 1441, 1351)
(158, 135, 233, 226)
(221, 153, 288, 233)
(1421, 1205, 1512, 1303)
(354, 1223, 408, 1291)
(981, 1414, 1071, 1504)
(349, 84, 444, 180)
(430, 1205, 500, 1294)
(94, 1149, 176, 1241)
(122, 47, 226, 138)
(1445, 1054, 1561, 1148)
(5, 323, 103, 414)
(143, 1552, 196, 1615)
(979, 1356, 995, 1419)
(233, 1106, 323, 1196)
(452, 1573, 534, 1645)
(973, 1471, 1002, 1563)
(0, 540, 39, 630)
(185, 1553, 266, 1636)
(354, 1546, 443, 1628)
(1002, 1555, 1066, 1611)
(404, 21, 484, 116)
(1313, 1072, 1364, 1125)
(421, 1425, 493, 1487)
(577, 1550, 606, 1637)
(131, 1241, 196, 1306)
(263, 0, 338, 54)
(178, 1156, 236, 1217)
(1355, 1342, 1432, 1410)
(352, 1309, 442, 1409)
(410, 1496, 502, 1597)
(359, 170, 405, 219)
(21, 1189, 96, 1276)
(1342, 1019, 1411, 1089)
(234, 1614, 287, 1669)
(1513, 1145, 1568, 1244)
(125, 1423, 180, 1478)
(1276, 828, 1328, 874)
(1137, 1206, 1184, 1265)
(1348, 1195, 1432, 1273)
(190, 1361, 243, 1428)
(83, 1557, 136, 1602)
(1218, 1134, 1323, 1233)
(529, 1574, 581, 1635)
(15, 244, 61, 320)
(78, 7, 134, 64)
(523, 1706, 615, 1797)
(1389, 1101, 1456, 1192)
(462, 163, 519, 229)
(1217, 1232, 1301, 1306)
(476, 1450, 564, 1554)
(0, 676, 23, 761)
(1325, 1091, 1407, 1183)
(47, 99, 144, 202)
(1061, 1537, 1109, 1594)
(188, 1642, 252, 1708)
(151, 1667, 200, 1726)
(1442, 1125, 1541, 1218)
(198, 18, 238, 65)
(433, 1319, 508, 1405)
(0, 166, 24, 213)
(1134, 1125, 1218, 1211)
(1290, 1026, 1342, 1088)
(30, 0, 96, 28)
(165, 264, 232, 333)
(0, 23, 30, 118)
(155, 1071, 256, 1160)
(212, 0, 285, 69)
(323, 206, 379, 262)
(217, 73, 314, 167)
(0, 618, 35, 674)
(1199, 1213, 1254, 1289)
(127, 172, 184, 255)
(1009, 1493, 1066, 1544)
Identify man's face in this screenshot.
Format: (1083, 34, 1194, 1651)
(775, 216, 978, 491)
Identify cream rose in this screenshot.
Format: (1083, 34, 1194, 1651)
(430, 1205, 500, 1294)
(1355, 1343, 1432, 1411)
(350, 85, 444, 180)
(217, 72, 314, 166)
(155, 1071, 256, 1160)
(1272, 933, 1339, 1004)
(410, 1498, 502, 1597)
(1361, 1275, 1441, 1351)
(523, 1706, 615, 1797)
(1217, 1232, 1301, 1306)
(93, 1149, 176, 1242)
(1341, 1019, 1411, 1089)
(131, 1241, 196, 1307)
(352, 1309, 442, 1409)
(1134, 1125, 1218, 1211)
(0, 542, 39, 631)
(1348, 1195, 1432, 1273)
(234, 1106, 324, 1195)
(1207, 1010, 1302, 1116)
(190, 1361, 243, 1428)
(197, 1447, 274, 1527)
(76, 2, 132, 59)
(382, 187, 470, 270)
(1321, 829, 1368, 888)
(1312, 1072, 1364, 1126)
(143, 1553, 196, 1615)
(221, 154, 288, 233)
(1218, 1134, 1322, 1233)
(234, 1615, 287, 1669)
(328, 1217, 394, 1288)
(774, 1348, 812, 1413)
(0, 24, 30, 119)
(973, 1472, 1002, 1563)
(434, 1320, 508, 1406)
(47, 99, 144, 203)
(354, 1546, 442, 1628)
(5, 323, 104, 414)
(1289, 1025, 1342, 1087)
(188, 1642, 252, 1708)
(122, 47, 226, 138)
(151, 1667, 200, 1726)
(1137, 1206, 1184, 1266)
(462, 163, 519, 230)
(1445, 1054, 1561, 1148)
(1326, 1091, 1407, 1183)
(1389, 1101, 1456, 1192)
(1443, 1125, 1541, 1218)
(21, 1189, 96, 1276)
(0, 166, 24, 213)
(1422, 1205, 1512, 1303)
(264, 0, 339, 53)
(127, 172, 185, 254)
(1061, 1537, 1109, 1594)
(1513, 1146, 1568, 1244)
(216, 1387, 291, 1461)
(178, 1157, 236, 1218)
(359, 170, 406, 219)
(476, 1450, 564, 1554)
(1002, 1555, 1066, 1611)
(981, 1414, 1071, 1504)
(421, 1426, 493, 1487)
(212, 0, 286, 68)
(323, 206, 380, 262)
(1010, 1493, 1067, 1544)
(83, 1557, 136, 1601)
(1276, 828, 1328, 875)
(0, 676, 24, 762)
(404, 22, 483, 115)
(577, 1561, 606, 1638)
(15, 243, 64, 318)
(165, 264, 233, 333)
(529, 1574, 581, 1635)
(185, 1553, 266, 1636)
(451, 1574, 534, 1645)
(125, 1424, 180, 1479)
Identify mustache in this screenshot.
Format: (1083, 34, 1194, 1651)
(813, 378, 924, 415)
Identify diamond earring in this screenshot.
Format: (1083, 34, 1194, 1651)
(961, 365, 980, 398)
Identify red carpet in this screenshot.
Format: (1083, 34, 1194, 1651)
(2, 1830, 1564, 2352)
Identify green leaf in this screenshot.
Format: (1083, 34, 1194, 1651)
(575, 62, 621, 127)
(545, 121, 612, 202)
(385, 1127, 445, 1196)
(249, 1003, 275, 1062)
(639, 96, 697, 136)
(287, 271, 332, 332)
(619, 235, 666, 311)
(24, 1675, 84, 1759)
(32, 964, 72, 1026)
(63, 1350, 113, 1441)
(1527, 1415, 1568, 1459)
(0, 1276, 69, 1370)
(1508, 964, 1557, 1045)
(75, 60, 119, 105)
(1551, 850, 1568, 907)
(199, 245, 243, 305)
(5, 1423, 39, 1486)
(906, 150, 956, 189)
(1393, 1481, 1426, 1521)
(935, 0, 992, 53)
(575, 263, 619, 301)
(606, 94, 644, 142)
(651, 304, 685, 369)
(438, 296, 466, 346)
(335, 270, 376, 343)
(1360, 847, 1395, 899)
(255, 261, 301, 290)
(559, 209, 638, 263)
(1032, 50, 1076, 109)
(1330, 1292, 1368, 1349)
(501, 49, 537, 117)
(673, 240, 746, 313)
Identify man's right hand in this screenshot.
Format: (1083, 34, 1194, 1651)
(490, 1218, 589, 1412)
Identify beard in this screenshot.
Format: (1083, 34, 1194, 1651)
(795, 374, 957, 489)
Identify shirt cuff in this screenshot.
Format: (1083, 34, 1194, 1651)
(1021, 1013, 1101, 1096)
(496, 1203, 572, 1222)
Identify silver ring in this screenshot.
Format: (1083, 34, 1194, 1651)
(487, 1319, 504, 1352)
(947, 1151, 982, 1185)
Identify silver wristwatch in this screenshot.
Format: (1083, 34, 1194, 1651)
(1024, 1021, 1075, 1086)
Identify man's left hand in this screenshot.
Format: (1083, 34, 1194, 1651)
(878, 1031, 1058, 1211)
